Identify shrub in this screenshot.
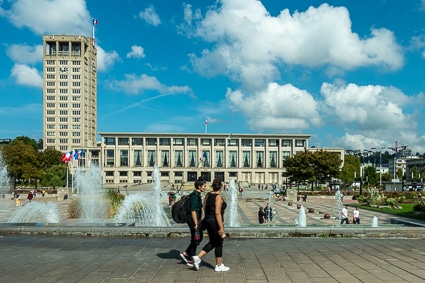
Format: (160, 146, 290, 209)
(413, 203, 425, 213)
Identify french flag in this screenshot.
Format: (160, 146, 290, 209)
(93, 18, 98, 25)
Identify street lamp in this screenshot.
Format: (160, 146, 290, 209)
(370, 147, 386, 188)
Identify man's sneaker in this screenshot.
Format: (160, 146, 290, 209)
(215, 263, 230, 272)
(192, 255, 201, 271)
(180, 252, 191, 264)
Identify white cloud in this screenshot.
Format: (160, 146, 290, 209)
(139, 5, 161, 26)
(10, 64, 42, 88)
(126, 45, 146, 59)
(108, 74, 192, 95)
(321, 82, 411, 132)
(226, 82, 321, 132)
(6, 44, 43, 64)
(96, 45, 120, 71)
(3, 0, 92, 36)
(187, 1, 404, 89)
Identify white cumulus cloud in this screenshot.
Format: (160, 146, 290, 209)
(96, 45, 120, 71)
(226, 82, 321, 132)
(187, 1, 403, 89)
(139, 5, 161, 26)
(11, 64, 42, 88)
(126, 45, 146, 59)
(6, 44, 43, 64)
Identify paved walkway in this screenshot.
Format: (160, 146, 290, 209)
(0, 235, 424, 282)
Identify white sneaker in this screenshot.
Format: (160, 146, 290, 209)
(215, 263, 230, 272)
(192, 255, 201, 271)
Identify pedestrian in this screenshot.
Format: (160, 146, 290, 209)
(340, 205, 349, 224)
(27, 191, 33, 202)
(264, 203, 273, 222)
(258, 206, 266, 224)
(180, 177, 206, 267)
(353, 206, 360, 224)
(192, 178, 229, 272)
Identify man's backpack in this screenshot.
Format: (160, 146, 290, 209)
(171, 193, 193, 224)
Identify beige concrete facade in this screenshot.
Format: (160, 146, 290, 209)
(99, 132, 316, 186)
(42, 35, 97, 152)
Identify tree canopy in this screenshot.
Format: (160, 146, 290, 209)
(283, 150, 342, 186)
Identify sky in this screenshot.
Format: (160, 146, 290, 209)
(1, 0, 425, 154)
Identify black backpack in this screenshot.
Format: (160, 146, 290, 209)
(171, 193, 194, 224)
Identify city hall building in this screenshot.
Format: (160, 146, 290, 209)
(98, 132, 313, 186)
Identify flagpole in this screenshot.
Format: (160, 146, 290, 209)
(66, 164, 69, 188)
(205, 120, 208, 133)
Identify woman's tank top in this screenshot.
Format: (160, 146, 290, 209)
(204, 193, 227, 220)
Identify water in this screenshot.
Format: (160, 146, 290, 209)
(371, 216, 379, 227)
(8, 202, 61, 223)
(333, 190, 343, 220)
(113, 166, 170, 226)
(0, 152, 9, 192)
(226, 179, 240, 227)
(265, 191, 277, 226)
(74, 165, 108, 222)
(295, 205, 307, 227)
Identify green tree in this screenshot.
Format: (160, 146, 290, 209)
(363, 166, 378, 186)
(283, 150, 314, 185)
(341, 155, 360, 185)
(2, 139, 42, 188)
(39, 148, 62, 169)
(40, 164, 66, 188)
(381, 172, 392, 182)
(14, 136, 38, 152)
(283, 150, 342, 188)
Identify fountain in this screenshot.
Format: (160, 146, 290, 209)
(265, 191, 277, 226)
(371, 216, 379, 227)
(295, 205, 307, 227)
(113, 165, 170, 226)
(73, 165, 108, 222)
(333, 189, 343, 220)
(0, 152, 9, 196)
(226, 179, 240, 227)
(8, 202, 60, 223)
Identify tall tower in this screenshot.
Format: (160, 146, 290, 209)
(42, 35, 97, 152)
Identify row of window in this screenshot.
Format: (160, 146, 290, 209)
(105, 149, 293, 168)
(45, 124, 81, 130)
(46, 60, 81, 65)
(46, 96, 81, 101)
(45, 110, 81, 115)
(45, 89, 82, 94)
(46, 74, 81, 80)
(104, 137, 305, 147)
(47, 138, 80, 144)
(46, 67, 81, 72)
(46, 82, 81, 87)
(46, 103, 81, 108)
(46, 132, 81, 137)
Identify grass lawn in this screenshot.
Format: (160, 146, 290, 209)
(357, 203, 425, 221)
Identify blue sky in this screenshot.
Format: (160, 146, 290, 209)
(1, 0, 425, 154)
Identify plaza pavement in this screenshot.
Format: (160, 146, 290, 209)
(0, 235, 425, 282)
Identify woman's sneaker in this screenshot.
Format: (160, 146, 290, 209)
(192, 255, 202, 271)
(180, 252, 191, 264)
(215, 263, 230, 272)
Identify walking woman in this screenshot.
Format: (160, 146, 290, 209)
(180, 177, 206, 267)
(192, 178, 229, 272)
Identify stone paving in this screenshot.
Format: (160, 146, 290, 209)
(0, 235, 425, 282)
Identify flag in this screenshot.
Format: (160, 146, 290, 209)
(93, 18, 98, 25)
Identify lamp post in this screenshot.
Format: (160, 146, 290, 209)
(370, 147, 386, 188)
